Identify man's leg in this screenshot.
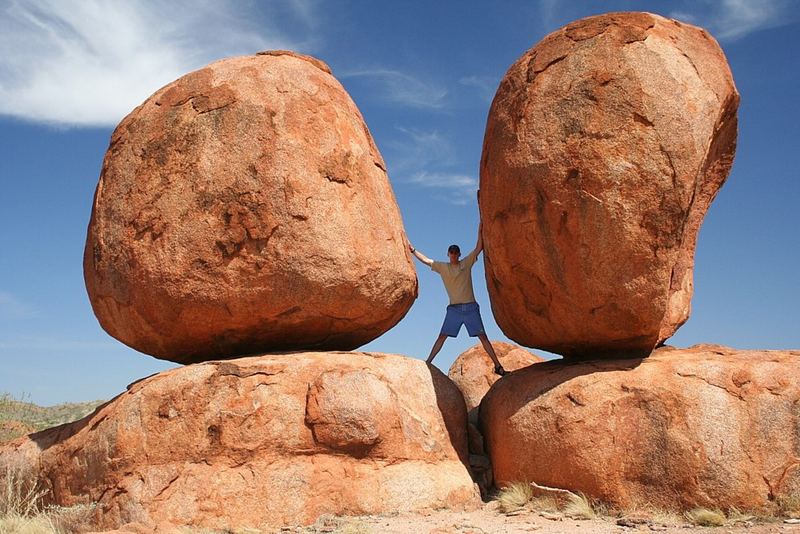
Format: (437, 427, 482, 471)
(478, 333, 506, 375)
(426, 334, 448, 364)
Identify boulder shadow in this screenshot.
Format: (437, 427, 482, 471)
(426, 364, 473, 471)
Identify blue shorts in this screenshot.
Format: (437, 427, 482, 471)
(440, 302, 485, 337)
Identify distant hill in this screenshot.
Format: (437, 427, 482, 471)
(0, 393, 106, 442)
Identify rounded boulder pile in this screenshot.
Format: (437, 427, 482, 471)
(0, 352, 480, 531)
(481, 345, 800, 511)
(84, 51, 417, 363)
(480, 12, 739, 357)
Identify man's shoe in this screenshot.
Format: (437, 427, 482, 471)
(494, 364, 507, 377)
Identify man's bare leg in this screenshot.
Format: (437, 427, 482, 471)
(426, 334, 448, 364)
(478, 334, 506, 375)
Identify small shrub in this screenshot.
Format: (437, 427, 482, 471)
(563, 492, 596, 520)
(494, 482, 534, 513)
(685, 507, 726, 527)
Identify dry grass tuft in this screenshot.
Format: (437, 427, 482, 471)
(726, 506, 755, 524)
(494, 481, 535, 513)
(563, 492, 596, 520)
(527, 495, 559, 513)
(777, 494, 800, 519)
(685, 507, 726, 527)
(47, 503, 97, 533)
(1, 463, 96, 533)
(0, 513, 59, 534)
(333, 522, 371, 534)
(1, 465, 47, 518)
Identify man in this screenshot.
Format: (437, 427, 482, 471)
(408, 223, 507, 376)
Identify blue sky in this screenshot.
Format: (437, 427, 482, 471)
(1, 0, 798, 405)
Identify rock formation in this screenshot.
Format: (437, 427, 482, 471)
(84, 51, 417, 364)
(480, 12, 739, 357)
(448, 341, 544, 496)
(448, 341, 544, 422)
(480, 345, 800, 511)
(0, 353, 480, 531)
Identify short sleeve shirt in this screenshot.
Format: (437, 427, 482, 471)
(431, 250, 479, 305)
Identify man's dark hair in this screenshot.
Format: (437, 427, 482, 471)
(448, 244, 460, 255)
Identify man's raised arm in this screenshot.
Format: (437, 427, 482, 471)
(464, 222, 483, 264)
(408, 243, 434, 267)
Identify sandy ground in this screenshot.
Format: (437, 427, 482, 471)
(268, 504, 800, 534)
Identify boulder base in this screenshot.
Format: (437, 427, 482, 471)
(0, 353, 479, 530)
(481, 345, 800, 511)
(84, 51, 417, 363)
(480, 12, 739, 357)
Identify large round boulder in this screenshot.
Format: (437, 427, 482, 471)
(84, 51, 417, 363)
(480, 345, 800, 511)
(0, 352, 479, 531)
(480, 13, 739, 357)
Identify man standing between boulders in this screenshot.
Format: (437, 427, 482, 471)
(408, 207, 507, 376)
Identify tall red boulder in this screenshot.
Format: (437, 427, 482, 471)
(480, 13, 739, 357)
(481, 345, 800, 511)
(84, 51, 417, 363)
(0, 353, 479, 531)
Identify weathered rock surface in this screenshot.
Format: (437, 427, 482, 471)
(481, 345, 800, 511)
(0, 352, 479, 531)
(84, 51, 416, 363)
(448, 341, 544, 423)
(480, 12, 739, 357)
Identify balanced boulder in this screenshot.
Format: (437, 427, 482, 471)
(480, 13, 739, 357)
(0, 352, 479, 531)
(84, 51, 416, 363)
(481, 345, 800, 511)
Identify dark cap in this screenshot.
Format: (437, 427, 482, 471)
(447, 244, 460, 255)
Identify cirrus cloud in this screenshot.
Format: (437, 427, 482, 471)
(0, 0, 313, 127)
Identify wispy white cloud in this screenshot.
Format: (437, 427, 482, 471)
(407, 171, 478, 206)
(387, 127, 456, 172)
(671, 0, 794, 41)
(537, 0, 563, 32)
(384, 128, 476, 206)
(0, 0, 311, 127)
(0, 290, 35, 318)
(286, 0, 319, 29)
(340, 68, 447, 109)
(669, 11, 698, 25)
(458, 75, 498, 103)
(712, 0, 789, 39)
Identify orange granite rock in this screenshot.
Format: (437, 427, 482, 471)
(0, 352, 479, 531)
(448, 341, 544, 422)
(481, 345, 800, 511)
(480, 13, 739, 357)
(84, 51, 416, 363)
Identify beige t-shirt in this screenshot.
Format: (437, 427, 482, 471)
(431, 250, 479, 305)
